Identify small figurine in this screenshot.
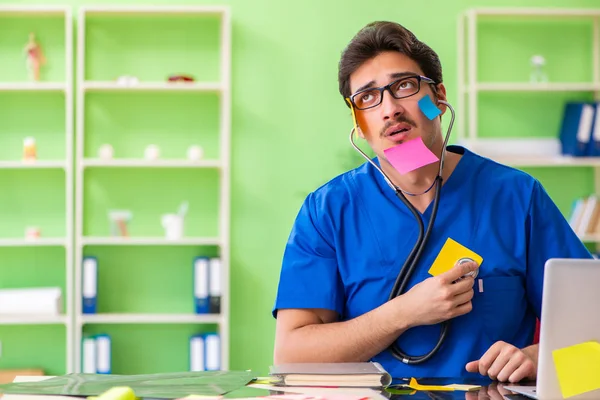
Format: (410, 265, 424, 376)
(23, 137, 37, 162)
(530, 54, 548, 83)
(23, 32, 46, 81)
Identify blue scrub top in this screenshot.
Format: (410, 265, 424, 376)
(273, 145, 592, 379)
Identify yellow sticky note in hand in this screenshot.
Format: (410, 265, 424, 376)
(552, 341, 600, 398)
(428, 238, 483, 277)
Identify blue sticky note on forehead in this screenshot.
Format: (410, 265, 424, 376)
(419, 94, 442, 120)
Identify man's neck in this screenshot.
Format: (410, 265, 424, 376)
(380, 144, 461, 213)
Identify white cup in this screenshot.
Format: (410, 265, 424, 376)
(98, 144, 114, 160)
(161, 214, 184, 240)
(145, 145, 160, 160)
(187, 145, 204, 161)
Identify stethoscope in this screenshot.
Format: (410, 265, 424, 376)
(349, 99, 475, 364)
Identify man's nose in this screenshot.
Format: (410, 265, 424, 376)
(381, 89, 405, 121)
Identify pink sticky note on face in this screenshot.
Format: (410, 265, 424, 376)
(383, 137, 439, 175)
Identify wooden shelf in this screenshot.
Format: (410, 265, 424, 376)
(473, 83, 600, 92)
(0, 238, 67, 247)
(80, 313, 221, 324)
(81, 237, 221, 246)
(0, 160, 66, 169)
(82, 159, 221, 168)
(82, 81, 222, 92)
(0, 82, 66, 92)
(0, 315, 67, 325)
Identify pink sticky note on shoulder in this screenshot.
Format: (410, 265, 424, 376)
(383, 137, 439, 175)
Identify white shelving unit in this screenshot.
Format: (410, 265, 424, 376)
(458, 8, 600, 156)
(74, 5, 231, 373)
(458, 8, 600, 244)
(0, 5, 74, 373)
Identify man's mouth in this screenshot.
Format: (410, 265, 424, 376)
(385, 124, 412, 142)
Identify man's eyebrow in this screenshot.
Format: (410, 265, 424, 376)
(353, 71, 421, 95)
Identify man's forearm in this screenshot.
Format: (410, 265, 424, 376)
(274, 298, 412, 363)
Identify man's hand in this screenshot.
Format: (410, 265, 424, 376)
(400, 260, 478, 328)
(466, 341, 538, 383)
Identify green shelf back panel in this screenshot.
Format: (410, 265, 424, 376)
(0, 247, 67, 311)
(0, 169, 66, 238)
(83, 245, 219, 313)
(0, 92, 66, 161)
(84, 15, 221, 82)
(477, 91, 596, 139)
(84, 92, 219, 160)
(83, 168, 220, 237)
(0, 325, 66, 375)
(520, 167, 595, 216)
(477, 18, 594, 83)
(82, 323, 218, 375)
(0, 15, 66, 82)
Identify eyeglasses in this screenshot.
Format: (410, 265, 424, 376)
(347, 75, 436, 110)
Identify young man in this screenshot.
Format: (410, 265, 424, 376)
(272, 21, 591, 382)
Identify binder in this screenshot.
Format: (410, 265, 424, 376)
(559, 102, 595, 157)
(189, 334, 205, 372)
(193, 257, 209, 314)
(204, 333, 220, 371)
(587, 103, 600, 156)
(82, 257, 98, 314)
(96, 334, 111, 374)
(0, 287, 62, 315)
(82, 336, 97, 373)
(209, 258, 221, 314)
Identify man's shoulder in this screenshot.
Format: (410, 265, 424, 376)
(468, 149, 539, 189)
(308, 161, 372, 205)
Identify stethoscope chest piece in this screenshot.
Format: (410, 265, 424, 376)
(458, 257, 478, 279)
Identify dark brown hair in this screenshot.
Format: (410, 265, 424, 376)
(338, 21, 443, 102)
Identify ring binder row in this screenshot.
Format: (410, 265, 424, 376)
(559, 102, 600, 157)
(81, 256, 223, 314)
(81, 332, 221, 373)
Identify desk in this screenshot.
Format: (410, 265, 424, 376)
(246, 378, 535, 400)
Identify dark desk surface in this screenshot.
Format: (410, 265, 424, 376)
(384, 378, 534, 399)
(225, 378, 534, 400)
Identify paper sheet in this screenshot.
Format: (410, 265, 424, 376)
(428, 238, 483, 277)
(383, 137, 439, 175)
(418, 95, 442, 120)
(552, 341, 600, 398)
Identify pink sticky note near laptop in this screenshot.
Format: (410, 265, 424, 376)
(383, 137, 439, 175)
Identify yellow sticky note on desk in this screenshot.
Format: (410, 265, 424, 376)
(407, 378, 481, 392)
(428, 238, 483, 277)
(552, 341, 600, 398)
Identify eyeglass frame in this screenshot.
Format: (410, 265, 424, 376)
(346, 75, 437, 110)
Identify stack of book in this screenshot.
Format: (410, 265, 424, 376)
(568, 195, 600, 238)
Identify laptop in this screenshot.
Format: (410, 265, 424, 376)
(505, 258, 600, 400)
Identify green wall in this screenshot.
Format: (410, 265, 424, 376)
(2, 0, 599, 376)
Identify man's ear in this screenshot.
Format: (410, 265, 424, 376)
(435, 83, 448, 115)
(356, 124, 366, 139)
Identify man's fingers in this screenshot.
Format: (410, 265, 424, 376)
(508, 359, 536, 383)
(476, 342, 504, 376)
(449, 276, 475, 295)
(465, 360, 479, 373)
(453, 288, 474, 306)
(493, 352, 521, 382)
(440, 261, 479, 283)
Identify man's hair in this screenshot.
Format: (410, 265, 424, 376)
(338, 21, 443, 101)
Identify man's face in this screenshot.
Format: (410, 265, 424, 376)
(348, 51, 447, 163)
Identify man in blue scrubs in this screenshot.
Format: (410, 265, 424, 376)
(272, 21, 592, 382)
